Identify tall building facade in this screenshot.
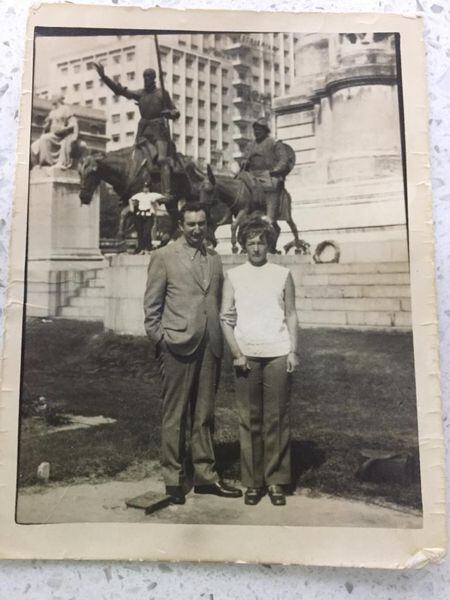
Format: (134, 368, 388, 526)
(38, 33, 298, 172)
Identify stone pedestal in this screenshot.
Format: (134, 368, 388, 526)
(27, 167, 104, 317)
(272, 33, 408, 264)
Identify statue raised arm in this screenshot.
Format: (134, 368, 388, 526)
(93, 62, 180, 197)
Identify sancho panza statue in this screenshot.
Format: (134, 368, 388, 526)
(93, 63, 180, 197)
(31, 94, 79, 169)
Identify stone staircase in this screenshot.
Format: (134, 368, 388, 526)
(57, 268, 105, 321)
(222, 256, 411, 331)
(57, 258, 411, 332)
(293, 261, 411, 329)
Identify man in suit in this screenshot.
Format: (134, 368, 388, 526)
(144, 202, 242, 504)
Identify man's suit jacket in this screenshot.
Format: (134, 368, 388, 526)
(143, 237, 223, 357)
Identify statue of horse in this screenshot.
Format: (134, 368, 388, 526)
(197, 165, 309, 255)
(78, 145, 199, 241)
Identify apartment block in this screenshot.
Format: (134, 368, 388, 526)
(39, 33, 298, 171)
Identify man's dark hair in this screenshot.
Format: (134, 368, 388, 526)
(178, 201, 209, 224)
(237, 213, 276, 248)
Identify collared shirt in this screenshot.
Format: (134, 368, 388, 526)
(182, 239, 209, 289)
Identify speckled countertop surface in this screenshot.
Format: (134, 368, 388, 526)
(0, 0, 449, 597)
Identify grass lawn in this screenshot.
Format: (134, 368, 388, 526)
(18, 319, 422, 509)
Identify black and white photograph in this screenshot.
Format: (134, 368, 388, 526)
(0, 5, 445, 567)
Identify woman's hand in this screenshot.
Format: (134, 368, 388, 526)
(287, 351, 299, 373)
(233, 355, 251, 373)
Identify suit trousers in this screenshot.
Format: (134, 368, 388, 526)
(159, 335, 219, 487)
(235, 355, 291, 488)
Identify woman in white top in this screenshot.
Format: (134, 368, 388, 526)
(220, 216, 299, 506)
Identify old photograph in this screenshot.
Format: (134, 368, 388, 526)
(0, 5, 445, 566)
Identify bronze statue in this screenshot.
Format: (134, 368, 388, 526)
(93, 63, 179, 197)
(30, 94, 79, 169)
(236, 117, 293, 251)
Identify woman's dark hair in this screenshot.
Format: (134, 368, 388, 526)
(237, 213, 277, 248)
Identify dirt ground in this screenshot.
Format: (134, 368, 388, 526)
(16, 462, 422, 529)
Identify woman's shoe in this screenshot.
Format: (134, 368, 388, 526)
(244, 487, 264, 506)
(268, 485, 286, 506)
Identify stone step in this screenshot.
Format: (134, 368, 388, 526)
(298, 309, 412, 328)
(301, 272, 411, 287)
(69, 296, 104, 308)
(79, 286, 104, 298)
(297, 297, 410, 313)
(58, 306, 104, 320)
(296, 285, 411, 299)
(84, 268, 105, 279)
(297, 262, 409, 275)
(87, 278, 105, 289)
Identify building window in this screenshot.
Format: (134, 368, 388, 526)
(113, 95, 120, 103)
(73, 83, 80, 92)
(186, 56, 194, 68)
(211, 65, 217, 75)
(113, 54, 121, 64)
(99, 97, 107, 105)
(126, 71, 135, 81)
(210, 84, 217, 93)
(74, 64, 81, 73)
(173, 94, 180, 102)
(199, 81, 205, 90)
(173, 74, 180, 83)
(211, 121, 217, 130)
(186, 97, 193, 106)
(199, 118, 205, 127)
(173, 53, 181, 64)
(186, 78, 193, 88)
(112, 114, 120, 123)
(252, 57, 259, 67)
(199, 138, 205, 146)
(199, 62, 205, 72)
(112, 134, 120, 143)
(222, 68, 228, 77)
(60, 86, 67, 95)
(86, 80, 93, 89)
(210, 102, 217, 111)
(186, 116, 193, 125)
(126, 51, 135, 61)
(86, 100, 93, 107)
(223, 123, 229, 131)
(222, 86, 228, 96)
(126, 111, 135, 120)
(60, 66, 68, 75)
(86, 61, 94, 70)
(126, 131, 134, 140)
(199, 100, 205, 108)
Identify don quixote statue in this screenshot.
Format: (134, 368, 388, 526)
(76, 35, 309, 256)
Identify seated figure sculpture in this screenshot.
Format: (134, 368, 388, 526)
(31, 94, 79, 169)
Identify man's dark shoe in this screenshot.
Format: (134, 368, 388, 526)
(244, 487, 264, 506)
(165, 486, 186, 505)
(194, 480, 243, 498)
(268, 484, 286, 506)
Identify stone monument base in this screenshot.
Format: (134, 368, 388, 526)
(26, 167, 104, 317)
